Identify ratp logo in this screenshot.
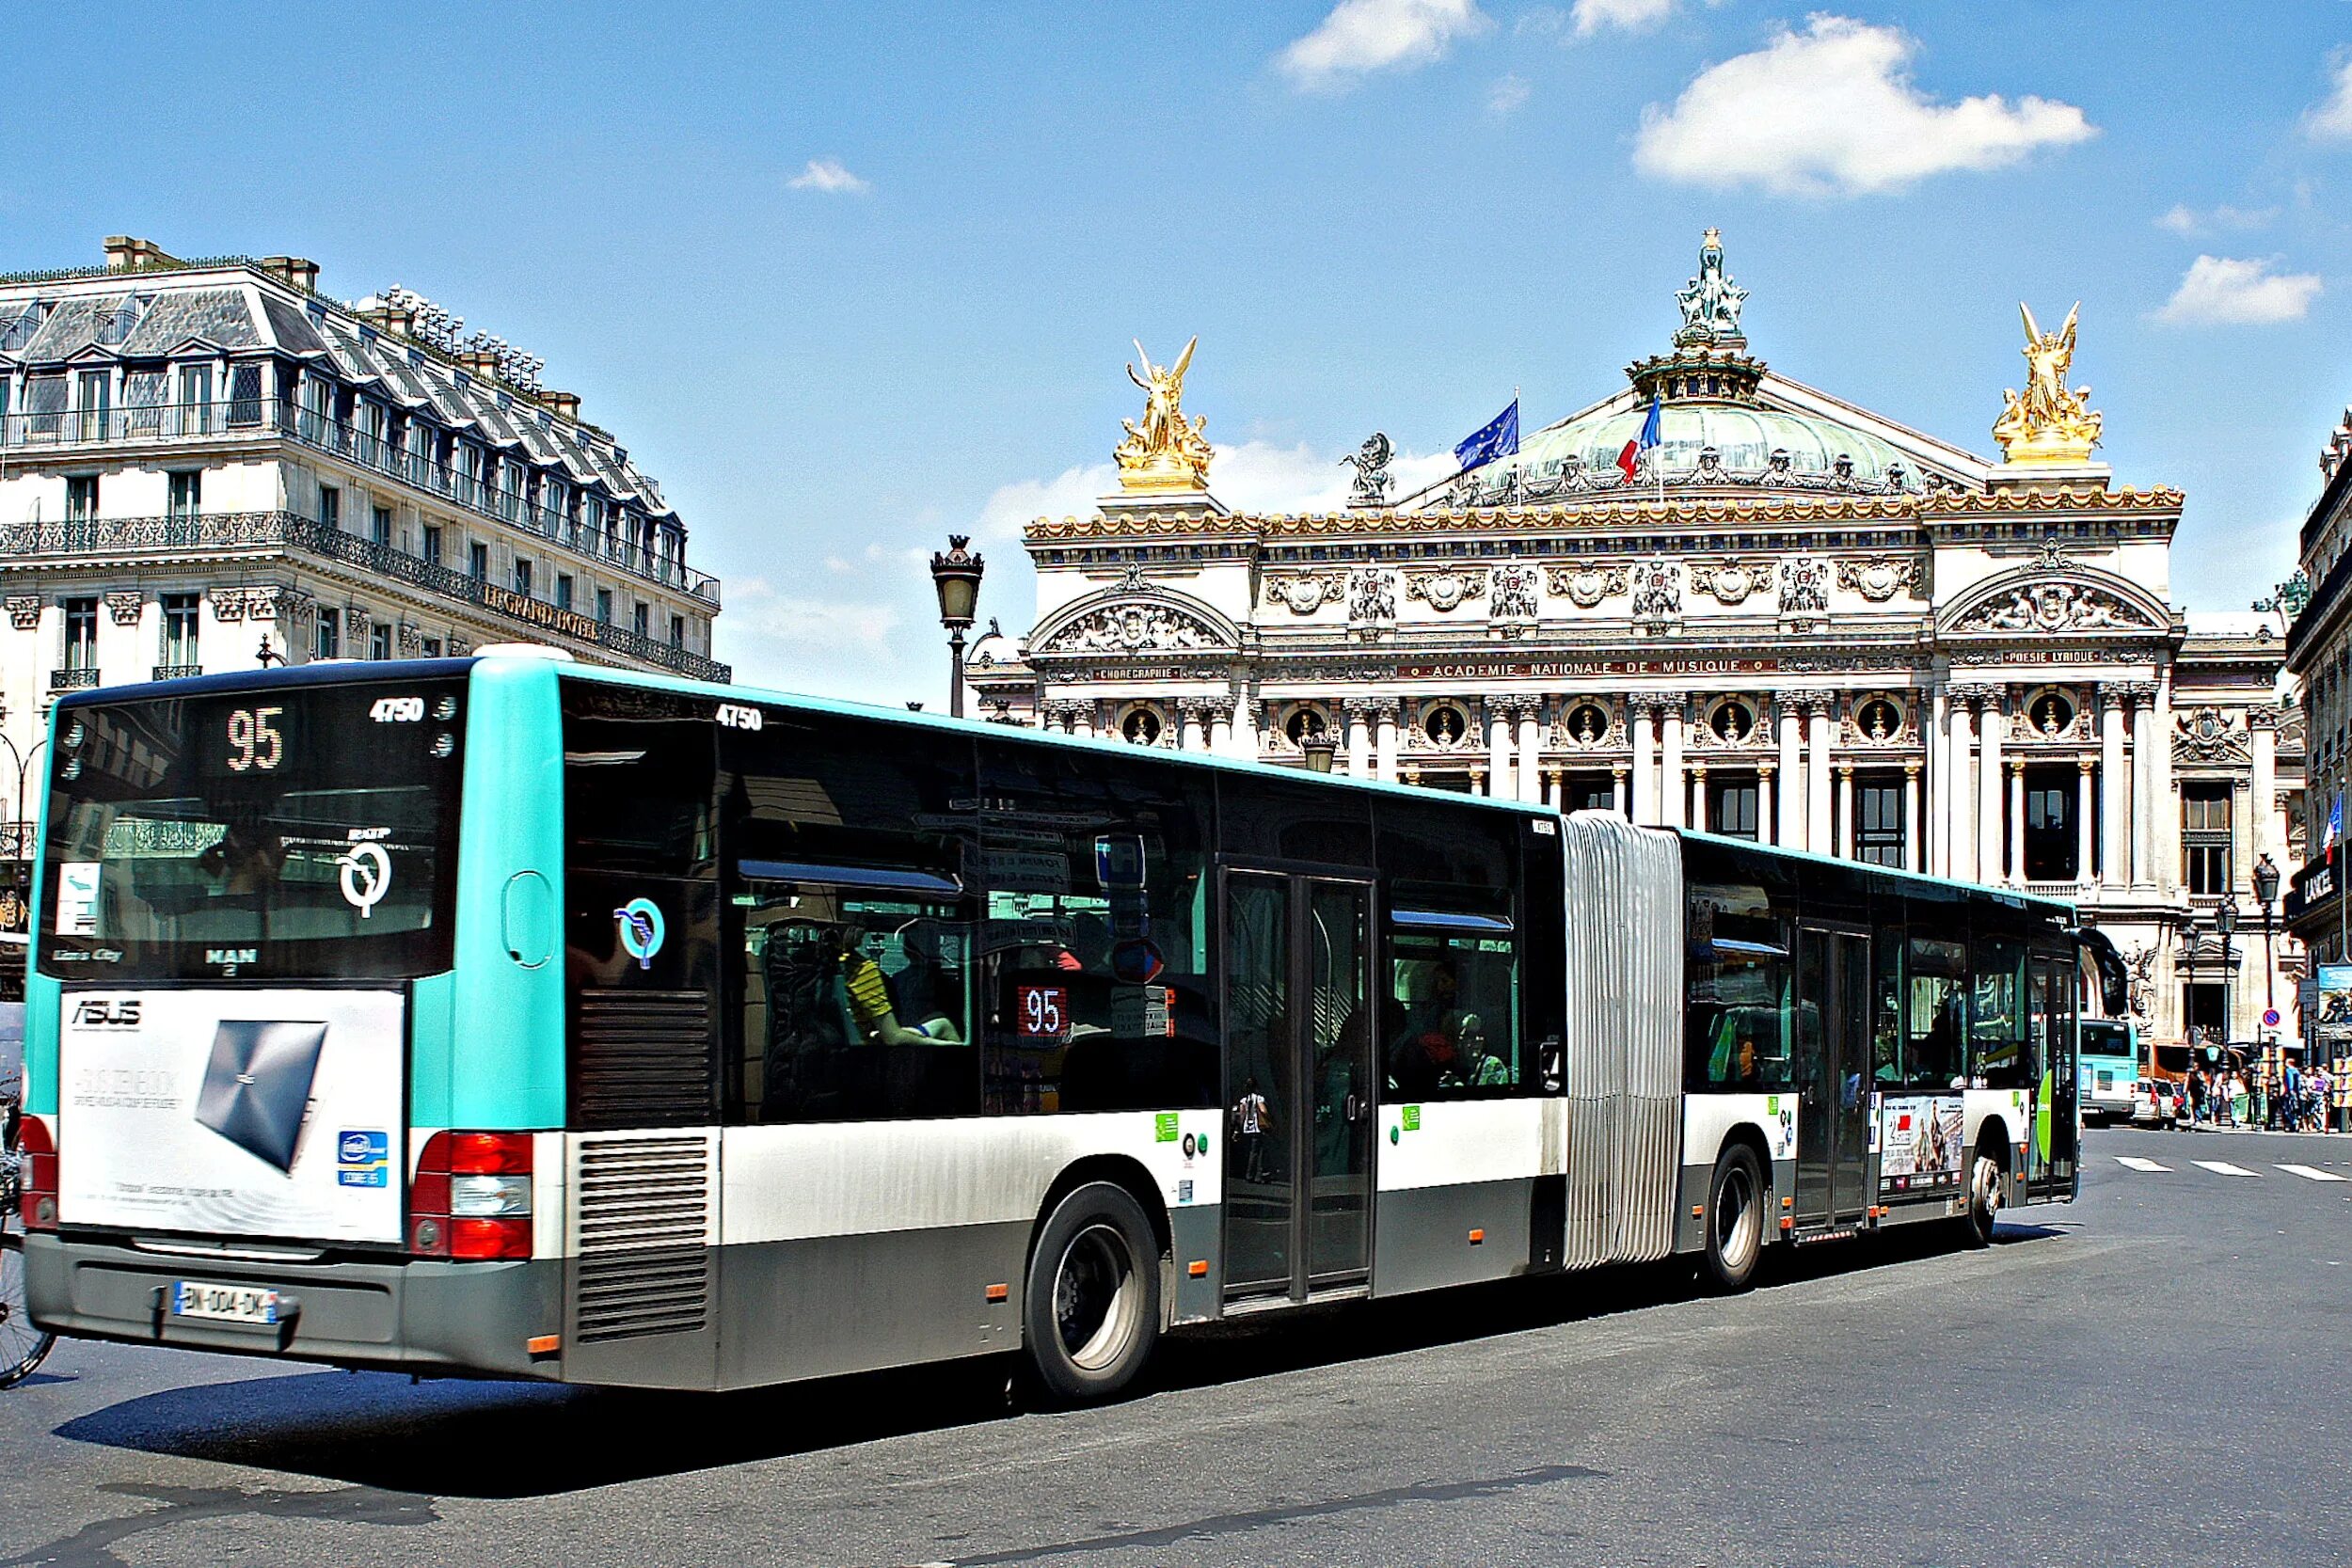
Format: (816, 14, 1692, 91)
(613, 898, 665, 970)
(336, 842, 392, 919)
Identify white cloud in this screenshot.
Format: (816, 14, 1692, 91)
(1572, 0, 1689, 35)
(1487, 72, 1531, 115)
(1278, 0, 1491, 91)
(1632, 15, 2096, 197)
(787, 157, 871, 195)
(2154, 255, 2323, 326)
(2307, 55, 2352, 139)
(2155, 202, 2278, 237)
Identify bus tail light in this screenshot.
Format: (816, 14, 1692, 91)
(16, 1112, 56, 1231)
(410, 1132, 533, 1260)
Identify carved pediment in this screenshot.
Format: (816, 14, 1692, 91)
(1944, 569, 2165, 637)
(1039, 596, 1229, 656)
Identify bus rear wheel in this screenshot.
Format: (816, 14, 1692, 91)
(1700, 1146, 1764, 1293)
(1023, 1181, 1161, 1403)
(1959, 1145, 2003, 1248)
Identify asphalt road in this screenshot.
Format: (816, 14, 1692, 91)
(3, 1124, 2347, 1568)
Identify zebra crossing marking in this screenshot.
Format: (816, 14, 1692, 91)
(2115, 1156, 2171, 1173)
(2275, 1164, 2347, 1182)
(2191, 1160, 2260, 1178)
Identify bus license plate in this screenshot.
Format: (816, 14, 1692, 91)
(170, 1281, 280, 1325)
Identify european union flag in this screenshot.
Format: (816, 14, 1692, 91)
(1453, 398, 1518, 472)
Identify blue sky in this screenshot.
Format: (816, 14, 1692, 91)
(9, 1, 2350, 703)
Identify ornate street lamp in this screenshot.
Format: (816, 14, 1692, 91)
(2253, 853, 2280, 1044)
(255, 634, 285, 668)
(929, 535, 984, 719)
(2181, 911, 2204, 1069)
(1302, 733, 1336, 774)
(2215, 898, 2239, 1057)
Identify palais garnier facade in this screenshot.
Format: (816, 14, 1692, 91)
(966, 232, 2301, 1049)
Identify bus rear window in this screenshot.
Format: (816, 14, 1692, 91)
(38, 678, 467, 981)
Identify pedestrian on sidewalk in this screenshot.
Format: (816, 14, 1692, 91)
(2283, 1057, 2303, 1132)
(2188, 1068, 2207, 1126)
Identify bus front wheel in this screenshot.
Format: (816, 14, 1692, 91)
(1700, 1146, 1765, 1293)
(1023, 1181, 1162, 1403)
(1959, 1145, 2003, 1248)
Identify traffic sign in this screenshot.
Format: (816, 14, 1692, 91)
(2263, 1007, 2281, 1028)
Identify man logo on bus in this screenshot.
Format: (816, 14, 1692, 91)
(614, 898, 665, 970)
(336, 842, 392, 919)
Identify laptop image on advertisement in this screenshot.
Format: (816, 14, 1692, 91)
(193, 1021, 328, 1173)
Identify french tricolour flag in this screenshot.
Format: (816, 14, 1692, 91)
(1617, 393, 1663, 481)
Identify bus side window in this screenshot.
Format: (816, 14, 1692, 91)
(1386, 926, 1519, 1100)
(970, 741, 1216, 1116)
(1905, 935, 1967, 1090)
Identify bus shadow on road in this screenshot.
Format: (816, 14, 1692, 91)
(54, 1222, 2058, 1498)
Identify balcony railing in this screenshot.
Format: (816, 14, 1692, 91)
(151, 663, 201, 681)
(48, 667, 99, 692)
(0, 511, 728, 684)
(0, 399, 721, 607)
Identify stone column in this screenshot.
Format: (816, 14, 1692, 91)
(1777, 699, 1804, 847)
(1629, 699, 1656, 826)
(2153, 665, 2178, 892)
(1929, 687, 1949, 878)
(1757, 761, 1775, 846)
(1691, 763, 1709, 832)
(1612, 764, 1629, 817)
(1660, 693, 1687, 830)
(1343, 698, 1375, 777)
(2099, 685, 2127, 887)
(1227, 695, 1260, 759)
(2007, 756, 2026, 885)
(1903, 761, 1922, 873)
(1486, 701, 1514, 799)
(1517, 701, 1545, 805)
(1804, 693, 1834, 854)
(1836, 763, 1855, 860)
(2130, 684, 2157, 887)
(1374, 700, 1401, 783)
(2250, 703, 2280, 863)
(1070, 702, 1096, 739)
(1542, 767, 1561, 809)
(1178, 700, 1207, 752)
(1978, 689, 2006, 884)
(1947, 689, 1977, 882)
(2076, 756, 2096, 889)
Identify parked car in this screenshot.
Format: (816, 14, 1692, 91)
(2130, 1077, 2184, 1130)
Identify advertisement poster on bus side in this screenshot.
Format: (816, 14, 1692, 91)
(1877, 1094, 1963, 1195)
(57, 988, 405, 1244)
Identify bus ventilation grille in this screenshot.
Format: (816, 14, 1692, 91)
(572, 1134, 714, 1344)
(572, 990, 715, 1130)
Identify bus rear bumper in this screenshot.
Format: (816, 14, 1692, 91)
(22, 1232, 563, 1379)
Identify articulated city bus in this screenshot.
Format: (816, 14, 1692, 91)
(2077, 1017, 2139, 1125)
(15, 654, 2124, 1400)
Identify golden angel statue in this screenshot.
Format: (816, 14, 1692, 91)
(1992, 301, 2103, 465)
(1115, 336, 1214, 492)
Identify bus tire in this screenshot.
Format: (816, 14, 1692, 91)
(1700, 1145, 1765, 1293)
(1959, 1144, 2003, 1249)
(1023, 1181, 1162, 1404)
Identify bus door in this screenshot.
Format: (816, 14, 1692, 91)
(1220, 869, 1375, 1303)
(2028, 952, 2079, 1197)
(1793, 924, 1871, 1230)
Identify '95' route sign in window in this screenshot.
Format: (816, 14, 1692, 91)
(1015, 983, 1070, 1040)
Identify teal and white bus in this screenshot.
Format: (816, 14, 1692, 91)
(2077, 1016, 2139, 1125)
(15, 654, 2124, 1399)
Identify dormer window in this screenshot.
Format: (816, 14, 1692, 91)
(0, 299, 52, 353)
(95, 294, 149, 347)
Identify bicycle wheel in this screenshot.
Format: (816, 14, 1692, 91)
(0, 1230, 56, 1388)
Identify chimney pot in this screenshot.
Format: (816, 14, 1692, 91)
(103, 235, 182, 273)
(259, 255, 321, 293)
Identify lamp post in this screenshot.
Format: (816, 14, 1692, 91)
(2216, 898, 2240, 1082)
(255, 633, 285, 668)
(1302, 731, 1336, 774)
(2181, 911, 2204, 1080)
(929, 535, 983, 719)
(2253, 852, 2280, 1038)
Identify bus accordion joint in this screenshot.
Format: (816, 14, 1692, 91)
(409, 1131, 533, 1261)
(16, 1112, 56, 1230)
